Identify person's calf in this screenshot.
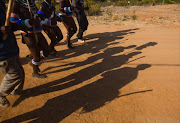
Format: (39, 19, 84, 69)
(67, 40, 74, 49)
(66, 33, 75, 49)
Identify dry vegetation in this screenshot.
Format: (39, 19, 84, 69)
(87, 4, 180, 27)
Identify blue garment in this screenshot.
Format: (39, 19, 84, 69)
(0, 0, 19, 61)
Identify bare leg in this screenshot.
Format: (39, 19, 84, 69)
(62, 17, 77, 49)
(22, 33, 48, 78)
(54, 26, 63, 43)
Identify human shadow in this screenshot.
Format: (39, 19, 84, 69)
(3, 64, 152, 122)
(135, 42, 157, 50)
(2, 29, 158, 122)
(123, 42, 158, 55)
(43, 28, 140, 63)
(12, 28, 142, 107)
(19, 28, 139, 67)
(12, 46, 141, 107)
(42, 45, 137, 75)
(42, 41, 157, 75)
(12, 41, 157, 107)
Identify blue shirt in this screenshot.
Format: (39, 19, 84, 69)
(0, 0, 19, 61)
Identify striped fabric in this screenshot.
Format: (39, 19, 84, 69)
(10, 13, 43, 33)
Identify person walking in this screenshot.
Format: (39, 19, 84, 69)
(10, 0, 50, 78)
(75, 0, 89, 43)
(0, 0, 28, 107)
(58, 0, 77, 49)
(38, 0, 63, 56)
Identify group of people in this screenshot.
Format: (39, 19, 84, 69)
(0, 0, 88, 107)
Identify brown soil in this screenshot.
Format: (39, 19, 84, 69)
(0, 4, 180, 123)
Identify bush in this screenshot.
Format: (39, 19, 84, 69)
(139, 0, 152, 5)
(85, 0, 101, 16)
(173, 0, 180, 3)
(165, 0, 175, 4)
(132, 15, 138, 20)
(115, 0, 128, 6)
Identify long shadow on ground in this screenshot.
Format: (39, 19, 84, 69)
(3, 64, 152, 123)
(20, 28, 139, 65)
(2, 28, 157, 122)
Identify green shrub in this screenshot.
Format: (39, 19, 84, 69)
(132, 15, 138, 20)
(165, 0, 175, 4)
(86, 0, 101, 16)
(139, 0, 152, 5)
(173, 0, 180, 3)
(115, 0, 128, 6)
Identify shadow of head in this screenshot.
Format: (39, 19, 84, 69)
(136, 42, 158, 50)
(136, 64, 151, 70)
(132, 28, 140, 30)
(81, 64, 151, 113)
(126, 51, 142, 58)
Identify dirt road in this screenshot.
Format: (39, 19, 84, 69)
(0, 4, 180, 123)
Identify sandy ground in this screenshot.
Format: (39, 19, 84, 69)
(0, 4, 180, 123)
